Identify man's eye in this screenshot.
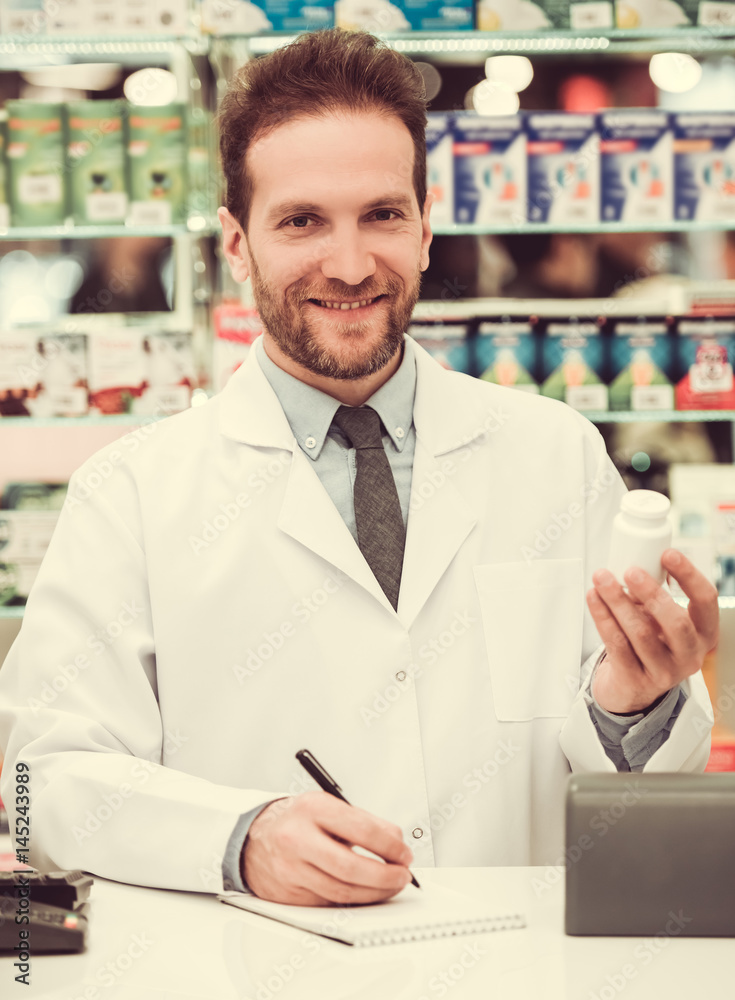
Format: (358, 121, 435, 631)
(373, 210, 398, 221)
(287, 216, 313, 228)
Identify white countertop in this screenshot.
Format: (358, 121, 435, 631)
(1, 862, 731, 1000)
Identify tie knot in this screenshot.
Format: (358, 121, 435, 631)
(333, 405, 384, 450)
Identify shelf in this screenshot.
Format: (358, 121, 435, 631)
(0, 608, 24, 619)
(0, 220, 216, 241)
(432, 220, 735, 236)
(229, 27, 735, 60)
(584, 410, 735, 422)
(0, 33, 208, 65)
(0, 413, 166, 428)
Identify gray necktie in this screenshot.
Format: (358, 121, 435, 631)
(333, 405, 405, 611)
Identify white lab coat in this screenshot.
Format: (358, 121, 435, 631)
(0, 336, 713, 893)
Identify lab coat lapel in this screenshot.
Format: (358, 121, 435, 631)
(218, 341, 396, 613)
(397, 340, 484, 630)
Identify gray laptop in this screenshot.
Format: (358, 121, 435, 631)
(565, 772, 735, 936)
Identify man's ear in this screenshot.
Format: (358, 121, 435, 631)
(217, 207, 251, 284)
(419, 190, 435, 273)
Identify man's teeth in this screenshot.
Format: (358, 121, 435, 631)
(316, 297, 378, 310)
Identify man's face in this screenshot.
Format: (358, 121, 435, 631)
(219, 111, 433, 381)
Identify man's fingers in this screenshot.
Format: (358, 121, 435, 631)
(300, 860, 410, 906)
(591, 570, 674, 677)
(314, 797, 412, 868)
(586, 587, 637, 667)
(661, 549, 719, 650)
(302, 826, 411, 893)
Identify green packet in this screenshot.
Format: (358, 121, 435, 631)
(6, 101, 66, 227)
(67, 100, 127, 225)
(128, 104, 188, 226)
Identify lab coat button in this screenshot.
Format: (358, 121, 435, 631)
(395, 427, 405, 439)
(412, 827, 423, 839)
(395, 671, 406, 681)
(304, 436, 317, 449)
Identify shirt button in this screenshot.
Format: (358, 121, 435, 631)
(412, 827, 423, 839)
(304, 436, 316, 450)
(395, 671, 406, 682)
(395, 427, 405, 439)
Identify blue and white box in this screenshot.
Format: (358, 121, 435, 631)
(201, 0, 333, 32)
(426, 112, 454, 228)
(525, 112, 600, 225)
(673, 112, 735, 223)
(453, 113, 526, 227)
(599, 110, 673, 224)
(398, 0, 472, 28)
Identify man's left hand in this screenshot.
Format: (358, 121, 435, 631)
(587, 549, 719, 715)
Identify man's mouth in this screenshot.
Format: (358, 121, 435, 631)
(307, 295, 386, 311)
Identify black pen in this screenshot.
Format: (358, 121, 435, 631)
(295, 749, 421, 889)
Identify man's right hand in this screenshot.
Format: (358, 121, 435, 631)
(240, 791, 415, 905)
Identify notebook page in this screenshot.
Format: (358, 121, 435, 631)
(218, 881, 525, 947)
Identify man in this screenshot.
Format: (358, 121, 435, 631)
(0, 30, 717, 907)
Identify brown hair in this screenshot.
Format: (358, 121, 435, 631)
(217, 28, 428, 233)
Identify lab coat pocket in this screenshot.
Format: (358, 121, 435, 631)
(474, 559, 584, 722)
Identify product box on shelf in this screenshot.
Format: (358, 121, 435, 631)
(0, 329, 42, 417)
(0, 560, 40, 606)
(0, 0, 43, 34)
(673, 111, 735, 223)
(608, 319, 674, 411)
(0, 481, 68, 510)
(27, 332, 89, 418)
(614, 0, 699, 27)
(0, 0, 191, 34)
(476, 0, 613, 29)
(525, 112, 600, 226)
(187, 108, 214, 219)
(426, 112, 454, 229)
(201, 0, 332, 31)
(334, 0, 471, 30)
(453, 113, 526, 228)
(67, 100, 128, 226)
(540, 319, 608, 410)
(87, 327, 148, 414)
(127, 104, 187, 227)
(407, 321, 471, 373)
(598, 109, 673, 225)
(475, 319, 539, 391)
(675, 317, 735, 410)
(0, 114, 8, 230)
(212, 302, 264, 392)
(0, 509, 59, 562)
(137, 330, 195, 415)
(5, 101, 66, 228)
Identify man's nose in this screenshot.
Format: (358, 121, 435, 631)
(319, 226, 377, 287)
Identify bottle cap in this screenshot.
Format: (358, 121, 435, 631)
(621, 490, 671, 520)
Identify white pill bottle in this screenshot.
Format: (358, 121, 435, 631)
(607, 490, 673, 585)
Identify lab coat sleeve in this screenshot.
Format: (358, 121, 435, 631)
(0, 458, 291, 894)
(557, 420, 715, 774)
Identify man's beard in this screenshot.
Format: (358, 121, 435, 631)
(248, 251, 423, 381)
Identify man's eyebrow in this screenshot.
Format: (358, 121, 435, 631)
(265, 194, 415, 224)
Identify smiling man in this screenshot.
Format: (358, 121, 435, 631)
(0, 29, 717, 907)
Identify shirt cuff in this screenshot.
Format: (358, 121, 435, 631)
(585, 655, 687, 772)
(221, 801, 278, 893)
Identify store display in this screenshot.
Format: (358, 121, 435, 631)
(540, 319, 608, 411)
(526, 112, 599, 225)
(675, 318, 735, 410)
(608, 319, 675, 411)
(30, 332, 89, 418)
(127, 104, 187, 226)
(67, 100, 127, 226)
(407, 321, 471, 373)
(0, 0, 189, 34)
(5, 101, 66, 227)
(138, 330, 195, 415)
(599, 109, 673, 225)
(475, 319, 539, 391)
(86, 328, 148, 415)
(453, 112, 526, 227)
(425, 112, 454, 229)
(0, 509, 59, 562)
(0, 330, 42, 417)
(673, 111, 735, 223)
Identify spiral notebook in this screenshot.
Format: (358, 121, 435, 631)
(218, 882, 525, 947)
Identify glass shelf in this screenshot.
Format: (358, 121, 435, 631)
(0, 413, 166, 428)
(0, 607, 24, 619)
(432, 220, 735, 236)
(0, 221, 217, 241)
(233, 27, 735, 59)
(584, 410, 735, 422)
(0, 32, 208, 61)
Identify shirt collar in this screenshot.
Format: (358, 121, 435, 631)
(254, 335, 416, 460)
